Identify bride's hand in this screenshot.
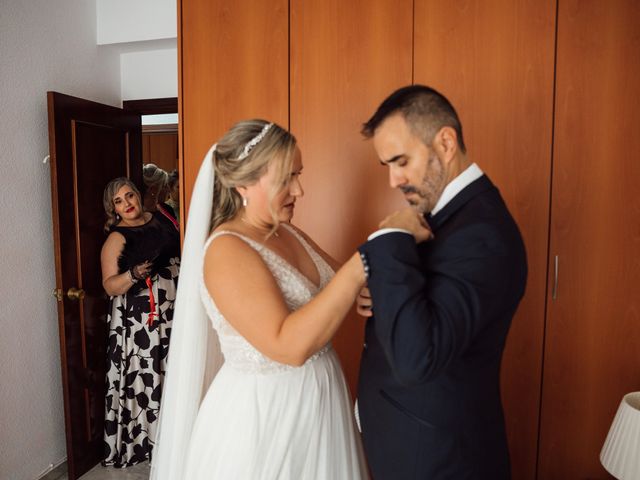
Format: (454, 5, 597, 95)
(379, 208, 433, 243)
(356, 287, 373, 317)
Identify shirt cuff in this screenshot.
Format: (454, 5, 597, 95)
(367, 228, 413, 241)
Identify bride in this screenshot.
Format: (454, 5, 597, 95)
(150, 120, 369, 479)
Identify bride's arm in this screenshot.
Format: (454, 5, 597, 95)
(204, 235, 364, 366)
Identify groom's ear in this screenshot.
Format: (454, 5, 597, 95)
(432, 126, 458, 165)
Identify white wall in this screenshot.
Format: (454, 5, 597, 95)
(0, 2, 121, 479)
(121, 46, 177, 100)
(96, 0, 176, 45)
(96, 0, 178, 101)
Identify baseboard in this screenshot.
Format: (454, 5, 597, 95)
(37, 459, 67, 480)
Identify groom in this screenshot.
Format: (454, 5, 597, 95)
(356, 85, 527, 479)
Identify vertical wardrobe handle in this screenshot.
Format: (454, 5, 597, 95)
(552, 255, 559, 300)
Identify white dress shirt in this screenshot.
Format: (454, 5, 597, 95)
(367, 163, 484, 240)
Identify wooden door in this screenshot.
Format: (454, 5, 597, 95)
(47, 92, 142, 479)
(142, 132, 178, 173)
(412, 2, 557, 477)
(538, 1, 640, 478)
(290, 0, 413, 391)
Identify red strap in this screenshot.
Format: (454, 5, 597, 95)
(146, 276, 158, 326)
(157, 204, 179, 231)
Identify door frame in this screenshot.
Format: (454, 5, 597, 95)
(124, 97, 182, 234)
(122, 97, 178, 115)
(123, 97, 178, 134)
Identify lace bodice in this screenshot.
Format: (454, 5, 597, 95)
(199, 224, 335, 374)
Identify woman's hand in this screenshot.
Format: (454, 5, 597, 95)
(356, 287, 373, 317)
(130, 260, 153, 280)
(379, 208, 433, 243)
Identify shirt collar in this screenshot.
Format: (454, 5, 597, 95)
(431, 163, 483, 216)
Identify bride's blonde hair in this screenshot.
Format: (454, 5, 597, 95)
(210, 119, 297, 236)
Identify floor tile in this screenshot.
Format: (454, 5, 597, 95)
(76, 462, 150, 480)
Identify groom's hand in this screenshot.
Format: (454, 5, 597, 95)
(379, 208, 433, 243)
(356, 287, 373, 317)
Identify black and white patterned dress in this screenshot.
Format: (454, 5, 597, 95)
(103, 211, 180, 467)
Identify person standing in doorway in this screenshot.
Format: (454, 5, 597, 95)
(100, 177, 180, 467)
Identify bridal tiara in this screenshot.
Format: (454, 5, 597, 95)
(238, 123, 274, 160)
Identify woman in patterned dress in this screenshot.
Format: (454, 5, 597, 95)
(100, 177, 180, 467)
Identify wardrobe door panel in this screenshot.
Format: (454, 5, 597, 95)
(539, 1, 640, 478)
(290, 0, 413, 391)
(414, 2, 557, 478)
(180, 0, 289, 212)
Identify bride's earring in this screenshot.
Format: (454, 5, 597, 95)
(242, 197, 248, 207)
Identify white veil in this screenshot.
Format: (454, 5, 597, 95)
(150, 144, 223, 479)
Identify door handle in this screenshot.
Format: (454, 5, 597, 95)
(67, 287, 85, 301)
(552, 255, 559, 300)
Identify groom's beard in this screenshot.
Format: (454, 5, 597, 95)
(400, 151, 446, 214)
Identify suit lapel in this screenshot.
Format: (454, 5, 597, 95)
(425, 175, 496, 231)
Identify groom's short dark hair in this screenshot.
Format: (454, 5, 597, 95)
(362, 84, 466, 154)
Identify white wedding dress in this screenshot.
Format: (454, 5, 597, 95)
(182, 224, 368, 479)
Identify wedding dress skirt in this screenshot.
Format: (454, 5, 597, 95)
(183, 227, 368, 479)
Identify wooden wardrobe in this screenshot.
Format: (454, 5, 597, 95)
(177, 1, 640, 478)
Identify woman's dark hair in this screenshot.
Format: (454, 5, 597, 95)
(362, 84, 466, 153)
(168, 169, 179, 189)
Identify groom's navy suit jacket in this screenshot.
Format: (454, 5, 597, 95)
(357, 175, 527, 480)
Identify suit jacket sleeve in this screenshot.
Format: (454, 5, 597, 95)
(359, 226, 514, 386)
